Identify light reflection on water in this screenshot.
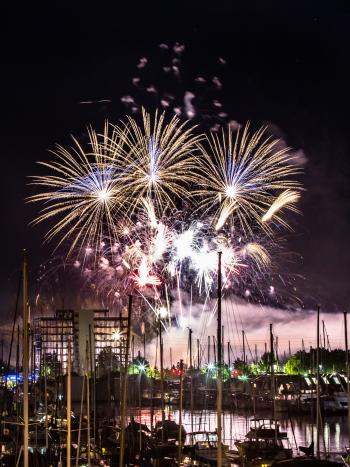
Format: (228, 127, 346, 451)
(120, 407, 348, 455)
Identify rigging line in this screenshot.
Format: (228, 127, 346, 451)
(198, 296, 211, 345)
(230, 296, 242, 360)
(228, 304, 239, 362)
(225, 295, 238, 358)
(234, 296, 245, 342)
(229, 296, 241, 356)
(185, 328, 190, 367)
(224, 295, 236, 364)
(224, 296, 235, 360)
(244, 330, 255, 362)
(6, 271, 22, 382)
(199, 296, 216, 353)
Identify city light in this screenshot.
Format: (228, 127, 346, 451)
(112, 329, 122, 341)
(138, 363, 146, 372)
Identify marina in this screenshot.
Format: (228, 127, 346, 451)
(0, 237, 348, 467)
(1, 3, 349, 466)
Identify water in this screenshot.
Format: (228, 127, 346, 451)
(97, 404, 349, 456)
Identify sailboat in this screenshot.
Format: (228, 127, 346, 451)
(235, 325, 294, 466)
(182, 252, 229, 467)
(235, 418, 293, 465)
(272, 309, 345, 467)
(183, 431, 231, 467)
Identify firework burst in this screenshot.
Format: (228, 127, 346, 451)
(30, 111, 302, 311)
(109, 108, 203, 214)
(28, 124, 127, 256)
(196, 123, 301, 234)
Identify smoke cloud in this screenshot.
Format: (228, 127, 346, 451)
(146, 294, 344, 367)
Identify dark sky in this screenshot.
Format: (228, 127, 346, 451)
(1, 1, 349, 315)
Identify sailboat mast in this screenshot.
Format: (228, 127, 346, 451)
(197, 338, 200, 369)
(242, 330, 246, 373)
(316, 306, 320, 459)
(344, 311, 350, 449)
(217, 251, 223, 467)
(208, 335, 210, 365)
(44, 353, 48, 452)
(159, 318, 165, 441)
(188, 327, 193, 368)
(16, 325, 20, 458)
(222, 325, 224, 364)
(270, 323, 277, 442)
(75, 375, 85, 467)
(89, 323, 97, 450)
(86, 341, 91, 466)
(178, 359, 184, 464)
(22, 250, 29, 467)
(228, 342, 231, 368)
(188, 328, 194, 443)
(67, 341, 71, 467)
(119, 295, 132, 467)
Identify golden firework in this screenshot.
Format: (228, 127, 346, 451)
(109, 108, 202, 214)
(261, 189, 301, 224)
(28, 123, 126, 255)
(196, 123, 301, 234)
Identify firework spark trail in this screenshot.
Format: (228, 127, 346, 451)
(35, 207, 285, 303)
(65, 209, 271, 308)
(241, 243, 271, 269)
(191, 243, 217, 293)
(141, 197, 158, 227)
(150, 222, 171, 263)
(215, 201, 236, 231)
(131, 254, 161, 287)
(261, 189, 301, 223)
(172, 226, 197, 262)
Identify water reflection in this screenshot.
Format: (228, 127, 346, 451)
(95, 404, 348, 455)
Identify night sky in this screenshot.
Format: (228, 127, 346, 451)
(1, 2, 349, 317)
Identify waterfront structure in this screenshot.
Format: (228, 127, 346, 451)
(34, 308, 129, 375)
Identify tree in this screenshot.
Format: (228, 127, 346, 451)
(284, 348, 346, 375)
(97, 347, 119, 374)
(257, 352, 271, 373)
(233, 358, 246, 373)
(284, 355, 301, 375)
